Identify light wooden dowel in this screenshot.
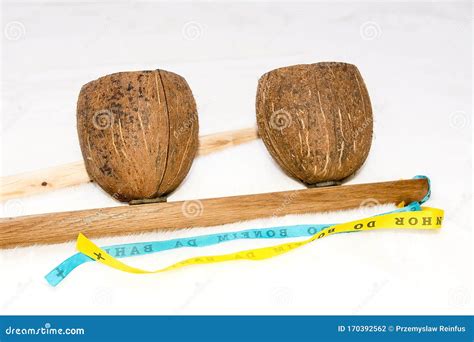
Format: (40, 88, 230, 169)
(0, 127, 258, 201)
(197, 127, 258, 156)
(0, 178, 428, 249)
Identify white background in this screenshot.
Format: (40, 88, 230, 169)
(0, 0, 472, 314)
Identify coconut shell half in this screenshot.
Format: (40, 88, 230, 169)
(77, 70, 198, 202)
(256, 62, 373, 186)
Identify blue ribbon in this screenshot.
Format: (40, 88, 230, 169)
(45, 201, 422, 286)
(413, 175, 431, 204)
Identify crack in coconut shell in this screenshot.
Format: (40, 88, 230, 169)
(256, 62, 373, 186)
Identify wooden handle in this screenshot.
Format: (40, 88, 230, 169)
(0, 178, 428, 249)
(0, 127, 258, 201)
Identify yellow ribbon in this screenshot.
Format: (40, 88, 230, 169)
(76, 207, 443, 275)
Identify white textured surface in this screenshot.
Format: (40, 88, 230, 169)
(0, 1, 472, 314)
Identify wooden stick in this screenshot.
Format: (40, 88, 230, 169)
(0, 178, 428, 249)
(0, 127, 258, 201)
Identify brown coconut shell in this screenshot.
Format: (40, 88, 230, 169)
(77, 70, 198, 202)
(256, 62, 373, 186)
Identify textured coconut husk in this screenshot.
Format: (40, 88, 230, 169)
(77, 70, 198, 202)
(256, 62, 373, 186)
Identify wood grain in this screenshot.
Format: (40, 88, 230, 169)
(0, 127, 258, 201)
(0, 178, 428, 249)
